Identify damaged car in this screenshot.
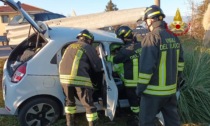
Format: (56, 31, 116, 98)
(0, 0, 128, 125)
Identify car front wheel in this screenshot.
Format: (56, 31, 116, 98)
(18, 97, 61, 126)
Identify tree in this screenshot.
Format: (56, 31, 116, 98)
(188, 0, 210, 40)
(105, 0, 118, 12)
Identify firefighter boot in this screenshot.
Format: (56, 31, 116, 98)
(66, 114, 75, 126)
(88, 120, 99, 126)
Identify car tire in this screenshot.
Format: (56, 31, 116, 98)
(18, 97, 61, 126)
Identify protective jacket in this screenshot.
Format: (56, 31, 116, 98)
(109, 42, 141, 87)
(59, 40, 102, 88)
(137, 21, 184, 96)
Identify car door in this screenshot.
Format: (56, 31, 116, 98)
(98, 43, 118, 121)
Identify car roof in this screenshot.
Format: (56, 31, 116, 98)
(48, 27, 123, 44)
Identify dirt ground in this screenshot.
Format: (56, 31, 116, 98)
(0, 75, 2, 90)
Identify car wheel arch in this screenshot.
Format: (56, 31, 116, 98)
(17, 95, 63, 114)
(17, 95, 63, 123)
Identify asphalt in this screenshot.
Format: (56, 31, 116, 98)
(0, 44, 12, 59)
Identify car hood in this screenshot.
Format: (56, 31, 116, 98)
(0, 0, 42, 33)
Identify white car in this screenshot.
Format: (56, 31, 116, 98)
(1, 0, 128, 125)
(1, 0, 165, 126)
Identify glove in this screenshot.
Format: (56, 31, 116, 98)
(136, 83, 147, 97)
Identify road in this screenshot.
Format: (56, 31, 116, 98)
(0, 45, 12, 59)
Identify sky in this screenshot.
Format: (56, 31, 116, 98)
(0, 0, 203, 17)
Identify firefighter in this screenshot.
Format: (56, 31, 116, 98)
(59, 29, 103, 126)
(107, 25, 141, 126)
(136, 5, 185, 126)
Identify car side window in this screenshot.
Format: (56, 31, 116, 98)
(52, 42, 100, 65)
(51, 42, 76, 65)
(35, 14, 48, 21)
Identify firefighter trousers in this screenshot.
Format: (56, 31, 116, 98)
(140, 94, 180, 126)
(125, 87, 140, 113)
(62, 84, 98, 119)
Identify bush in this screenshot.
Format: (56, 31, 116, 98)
(179, 46, 210, 124)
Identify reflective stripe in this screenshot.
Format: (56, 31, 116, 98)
(83, 33, 92, 40)
(71, 50, 83, 76)
(139, 73, 152, 79)
(124, 83, 137, 87)
(159, 51, 166, 86)
(176, 50, 180, 84)
(178, 67, 184, 71)
(143, 88, 176, 96)
(131, 106, 140, 113)
(124, 30, 132, 37)
(124, 79, 138, 84)
(60, 75, 91, 82)
(86, 112, 98, 121)
(133, 58, 138, 80)
(148, 11, 161, 18)
(145, 8, 152, 13)
(146, 84, 176, 90)
(178, 61, 184, 71)
(65, 106, 76, 114)
(60, 79, 92, 87)
(177, 50, 184, 71)
(138, 78, 150, 84)
(178, 62, 184, 67)
(144, 84, 177, 96)
(124, 79, 138, 87)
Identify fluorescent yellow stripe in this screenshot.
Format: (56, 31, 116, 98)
(176, 50, 180, 83)
(124, 30, 132, 37)
(82, 33, 92, 39)
(145, 8, 152, 13)
(60, 75, 91, 82)
(131, 106, 140, 113)
(60, 80, 92, 87)
(148, 11, 160, 18)
(124, 79, 138, 84)
(124, 83, 137, 87)
(138, 78, 150, 84)
(118, 29, 125, 36)
(178, 62, 184, 67)
(139, 73, 152, 79)
(71, 50, 83, 76)
(146, 84, 176, 90)
(65, 106, 76, 114)
(86, 112, 98, 121)
(159, 51, 166, 86)
(143, 88, 176, 96)
(178, 67, 184, 71)
(133, 58, 138, 80)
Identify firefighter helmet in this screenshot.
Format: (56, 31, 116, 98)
(76, 29, 94, 42)
(143, 5, 165, 21)
(115, 26, 133, 40)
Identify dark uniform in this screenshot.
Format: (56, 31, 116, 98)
(109, 42, 141, 111)
(136, 5, 184, 126)
(59, 30, 102, 126)
(108, 26, 141, 126)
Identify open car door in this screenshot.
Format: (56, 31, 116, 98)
(98, 44, 118, 121)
